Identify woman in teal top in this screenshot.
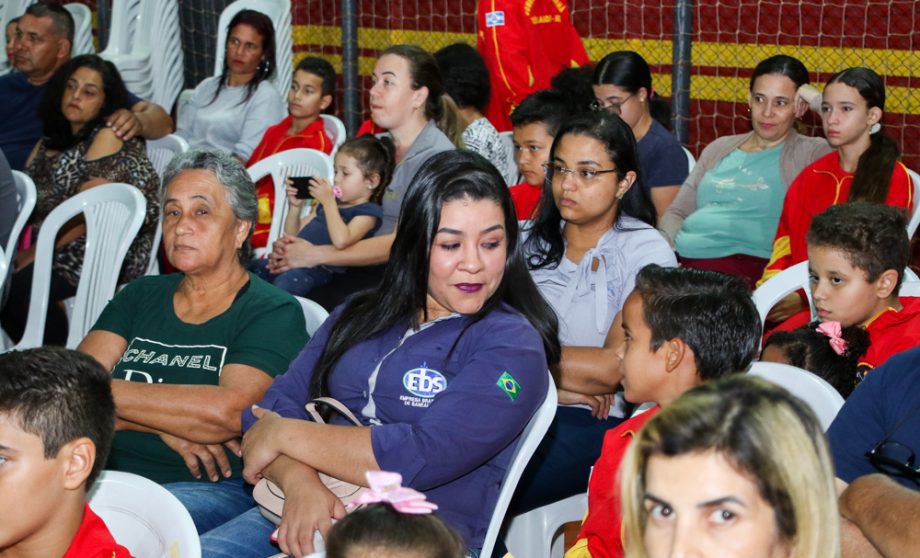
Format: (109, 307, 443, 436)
(659, 55, 830, 288)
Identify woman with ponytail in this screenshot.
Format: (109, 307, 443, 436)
(591, 51, 689, 217)
(760, 67, 914, 324)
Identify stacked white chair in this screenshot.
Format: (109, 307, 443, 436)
(321, 114, 346, 158)
(213, 0, 293, 95)
(144, 134, 189, 275)
(246, 148, 334, 259)
(64, 3, 93, 55)
(10, 183, 146, 350)
(4, 170, 36, 271)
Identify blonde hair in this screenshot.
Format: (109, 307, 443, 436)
(437, 93, 465, 149)
(620, 375, 839, 558)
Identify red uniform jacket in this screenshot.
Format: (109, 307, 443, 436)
(857, 296, 920, 379)
(62, 504, 132, 558)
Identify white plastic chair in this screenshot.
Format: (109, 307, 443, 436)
(504, 492, 587, 558)
(213, 0, 293, 95)
(751, 260, 813, 331)
(4, 170, 36, 271)
(98, 0, 143, 57)
(64, 3, 94, 55)
(907, 169, 920, 237)
(293, 295, 329, 337)
(748, 361, 844, 430)
(13, 183, 146, 350)
(682, 145, 696, 173)
(247, 148, 334, 259)
(499, 130, 519, 186)
(143, 135, 188, 275)
(321, 114, 346, 158)
(480, 372, 558, 556)
(88, 470, 201, 558)
(900, 280, 920, 297)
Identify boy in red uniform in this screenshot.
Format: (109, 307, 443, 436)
(477, 0, 589, 131)
(248, 57, 336, 250)
(566, 266, 760, 558)
(508, 89, 571, 220)
(806, 202, 920, 380)
(0, 347, 129, 558)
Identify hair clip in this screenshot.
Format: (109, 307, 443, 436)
(349, 471, 438, 514)
(816, 321, 848, 356)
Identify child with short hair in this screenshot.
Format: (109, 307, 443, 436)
(253, 134, 395, 296)
(508, 89, 572, 219)
(248, 56, 337, 249)
(761, 320, 871, 398)
(805, 201, 920, 379)
(566, 265, 761, 558)
(0, 347, 129, 558)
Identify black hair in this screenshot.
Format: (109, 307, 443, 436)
(523, 111, 657, 270)
(749, 55, 810, 91)
(550, 64, 596, 118)
(632, 265, 761, 380)
(294, 56, 336, 113)
(211, 9, 277, 106)
(337, 134, 396, 204)
(806, 201, 909, 291)
(40, 54, 131, 151)
(825, 67, 900, 204)
(593, 51, 671, 129)
(325, 503, 466, 558)
(763, 320, 871, 398)
(509, 88, 572, 137)
(434, 43, 490, 113)
(309, 150, 561, 398)
(24, 3, 74, 47)
(0, 347, 115, 488)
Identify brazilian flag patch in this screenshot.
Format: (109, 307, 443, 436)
(497, 371, 521, 401)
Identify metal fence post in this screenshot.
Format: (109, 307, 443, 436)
(672, 0, 692, 145)
(341, 0, 359, 136)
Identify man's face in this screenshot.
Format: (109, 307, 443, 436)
(14, 14, 68, 81)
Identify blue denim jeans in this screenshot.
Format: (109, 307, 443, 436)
(249, 259, 333, 297)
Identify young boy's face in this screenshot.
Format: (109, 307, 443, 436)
(617, 292, 671, 404)
(0, 412, 70, 550)
(512, 122, 554, 186)
(808, 245, 894, 327)
(288, 69, 330, 121)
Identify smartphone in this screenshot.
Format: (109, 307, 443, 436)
(290, 176, 314, 199)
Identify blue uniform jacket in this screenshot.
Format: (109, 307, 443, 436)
(242, 302, 550, 549)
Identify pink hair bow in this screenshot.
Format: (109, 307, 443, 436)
(816, 321, 848, 356)
(350, 471, 438, 514)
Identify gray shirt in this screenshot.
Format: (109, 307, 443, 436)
(378, 120, 455, 235)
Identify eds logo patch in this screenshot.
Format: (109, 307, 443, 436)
(497, 371, 521, 401)
(403, 365, 447, 398)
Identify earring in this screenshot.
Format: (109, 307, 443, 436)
(869, 122, 881, 134)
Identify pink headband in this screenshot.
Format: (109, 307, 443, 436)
(349, 471, 438, 514)
(816, 321, 848, 356)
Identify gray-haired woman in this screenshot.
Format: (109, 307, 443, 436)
(77, 150, 308, 531)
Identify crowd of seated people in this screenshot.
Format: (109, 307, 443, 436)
(1, 4, 919, 558)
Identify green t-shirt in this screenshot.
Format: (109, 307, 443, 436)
(93, 272, 308, 484)
(675, 143, 784, 259)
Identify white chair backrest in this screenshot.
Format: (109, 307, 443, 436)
(294, 295, 329, 336)
(15, 184, 146, 350)
(0, 245, 7, 297)
(481, 372, 557, 556)
(320, 114, 346, 158)
(64, 3, 94, 55)
(246, 148, 334, 258)
(682, 145, 696, 173)
(751, 260, 813, 330)
(5, 170, 36, 270)
(146, 133, 189, 181)
(900, 280, 920, 297)
(748, 361, 844, 430)
(907, 169, 920, 237)
(89, 470, 201, 558)
(499, 130, 519, 186)
(100, 0, 143, 56)
(214, 0, 293, 94)
(147, 0, 183, 110)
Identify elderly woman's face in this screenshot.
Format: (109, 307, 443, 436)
(426, 197, 507, 320)
(61, 66, 104, 130)
(162, 169, 249, 275)
(642, 451, 790, 558)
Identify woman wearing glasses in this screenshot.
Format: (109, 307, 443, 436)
(511, 112, 675, 512)
(591, 51, 689, 217)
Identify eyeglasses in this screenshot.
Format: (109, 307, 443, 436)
(542, 162, 619, 184)
(589, 93, 634, 114)
(866, 440, 920, 483)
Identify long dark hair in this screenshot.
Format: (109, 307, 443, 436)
(593, 51, 670, 129)
(40, 54, 131, 151)
(211, 9, 277, 106)
(309, 150, 561, 398)
(523, 112, 657, 270)
(825, 67, 899, 203)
